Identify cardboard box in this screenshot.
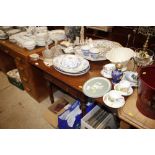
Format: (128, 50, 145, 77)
(43, 98, 70, 128)
(81, 105, 117, 129)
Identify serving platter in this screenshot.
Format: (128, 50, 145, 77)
(74, 39, 122, 61)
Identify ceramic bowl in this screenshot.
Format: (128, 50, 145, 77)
(106, 47, 135, 70)
(89, 48, 100, 59)
(134, 48, 154, 67)
(81, 45, 90, 56)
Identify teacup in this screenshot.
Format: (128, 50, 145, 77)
(89, 48, 100, 59)
(81, 45, 90, 56)
(108, 90, 121, 102)
(117, 80, 131, 93)
(103, 64, 115, 76)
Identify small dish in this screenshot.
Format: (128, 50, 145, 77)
(103, 90, 125, 108)
(114, 80, 133, 96)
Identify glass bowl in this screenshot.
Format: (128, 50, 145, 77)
(134, 48, 154, 67)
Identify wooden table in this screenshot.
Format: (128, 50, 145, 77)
(29, 56, 109, 113)
(29, 56, 155, 128)
(0, 40, 50, 102)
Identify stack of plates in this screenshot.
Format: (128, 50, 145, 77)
(49, 30, 66, 41)
(6, 29, 21, 36)
(53, 54, 90, 76)
(35, 31, 53, 46)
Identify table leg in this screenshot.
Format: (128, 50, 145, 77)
(81, 101, 86, 117)
(47, 81, 54, 103)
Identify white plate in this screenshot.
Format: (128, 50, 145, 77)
(83, 77, 112, 98)
(54, 65, 90, 76)
(103, 90, 125, 108)
(53, 54, 90, 73)
(114, 84, 133, 96)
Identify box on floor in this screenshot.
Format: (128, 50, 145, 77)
(43, 98, 72, 128)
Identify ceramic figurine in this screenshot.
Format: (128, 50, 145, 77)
(112, 64, 123, 84)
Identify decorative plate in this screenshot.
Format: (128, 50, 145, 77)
(53, 54, 90, 73)
(83, 77, 112, 98)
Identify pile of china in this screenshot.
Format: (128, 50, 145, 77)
(53, 54, 90, 76)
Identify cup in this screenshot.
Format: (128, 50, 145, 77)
(103, 64, 115, 76)
(89, 48, 100, 59)
(81, 45, 90, 56)
(108, 90, 121, 102)
(118, 80, 131, 93)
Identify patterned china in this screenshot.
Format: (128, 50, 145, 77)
(101, 63, 115, 78)
(53, 54, 90, 76)
(114, 80, 133, 96)
(103, 90, 125, 108)
(75, 39, 122, 61)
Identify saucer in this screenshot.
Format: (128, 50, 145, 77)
(101, 69, 112, 78)
(103, 90, 125, 108)
(114, 83, 133, 96)
(122, 71, 138, 87)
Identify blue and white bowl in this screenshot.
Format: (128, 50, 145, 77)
(81, 45, 90, 56)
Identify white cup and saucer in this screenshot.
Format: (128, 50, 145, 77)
(114, 80, 133, 96)
(103, 90, 125, 108)
(101, 63, 115, 78)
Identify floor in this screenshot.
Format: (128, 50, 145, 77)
(0, 71, 72, 129)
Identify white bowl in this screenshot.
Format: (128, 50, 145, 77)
(106, 47, 135, 70)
